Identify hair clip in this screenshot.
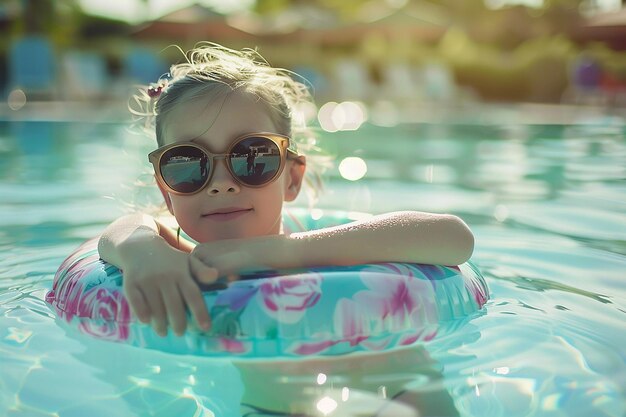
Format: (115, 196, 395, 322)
(147, 73, 172, 98)
(147, 83, 163, 98)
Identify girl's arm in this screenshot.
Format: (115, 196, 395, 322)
(97, 213, 217, 336)
(191, 211, 474, 278)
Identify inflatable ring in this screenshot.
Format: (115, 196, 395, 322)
(45, 209, 488, 357)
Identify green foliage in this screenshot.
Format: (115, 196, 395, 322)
(438, 29, 585, 101)
(253, 0, 293, 14)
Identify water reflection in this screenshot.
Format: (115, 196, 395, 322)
(320, 123, 625, 212)
(2, 120, 626, 417)
(21, 271, 488, 417)
(6, 121, 70, 182)
(39, 314, 477, 417)
(235, 346, 459, 416)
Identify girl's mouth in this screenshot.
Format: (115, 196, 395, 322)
(202, 208, 253, 221)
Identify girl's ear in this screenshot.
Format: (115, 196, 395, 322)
(156, 177, 174, 215)
(284, 156, 306, 202)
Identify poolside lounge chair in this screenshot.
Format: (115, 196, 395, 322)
(8, 35, 57, 99)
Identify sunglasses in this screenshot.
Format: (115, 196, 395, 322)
(149, 132, 300, 195)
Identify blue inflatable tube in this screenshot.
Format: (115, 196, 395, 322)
(46, 209, 488, 357)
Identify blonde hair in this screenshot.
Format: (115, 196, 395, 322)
(129, 42, 329, 203)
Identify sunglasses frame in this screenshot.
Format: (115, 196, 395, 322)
(148, 132, 300, 195)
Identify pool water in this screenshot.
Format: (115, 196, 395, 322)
(1, 116, 625, 417)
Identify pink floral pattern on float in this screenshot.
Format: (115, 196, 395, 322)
(46, 238, 101, 322)
(258, 274, 322, 324)
(48, 265, 92, 322)
(352, 264, 439, 330)
(294, 264, 440, 355)
(76, 287, 130, 341)
(219, 337, 246, 353)
(78, 318, 129, 341)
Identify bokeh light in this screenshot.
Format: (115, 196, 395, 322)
(318, 102, 339, 132)
(494, 204, 509, 222)
(339, 157, 368, 181)
(292, 101, 318, 127)
(8, 89, 27, 111)
(318, 101, 367, 132)
(316, 396, 338, 415)
(310, 208, 324, 220)
(341, 387, 350, 401)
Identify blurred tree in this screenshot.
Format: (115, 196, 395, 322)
(254, 0, 293, 14)
(252, 0, 375, 21)
(21, 0, 55, 34)
(316, 0, 371, 20)
(77, 15, 131, 39)
(9, 0, 85, 46)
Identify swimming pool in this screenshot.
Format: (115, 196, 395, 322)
(1, 113, 625, 416)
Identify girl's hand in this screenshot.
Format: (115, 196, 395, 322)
(120, 239, 218, 337)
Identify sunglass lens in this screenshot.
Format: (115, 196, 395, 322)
(230, 137, 281, 186)
(160, 146, 210, 193)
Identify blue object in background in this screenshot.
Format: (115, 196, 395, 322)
(293, 65, 328, 97)
(62, 51, 109, 98)
(9, 35, 56, 93)
(123, 47, 168, 83)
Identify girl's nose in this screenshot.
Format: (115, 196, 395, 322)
(206, 159, 240, 195)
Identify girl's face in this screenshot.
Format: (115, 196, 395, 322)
(157, 91, 305, 243)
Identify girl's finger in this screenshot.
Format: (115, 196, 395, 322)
(189, 255, 218, 284)
(161, 281, 187, 336)
(191, 247, 204, 265)
(142, 285, 168, 337)
(178, 278, 211, 331)
(125, 284, 151, 323)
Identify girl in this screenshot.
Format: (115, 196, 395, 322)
(98, 43, 474, 338)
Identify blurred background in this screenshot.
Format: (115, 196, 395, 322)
(1, 0, 626, 124)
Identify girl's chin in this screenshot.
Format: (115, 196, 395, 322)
(192, 217, 283, 242)
(195, 229, 266, 243)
